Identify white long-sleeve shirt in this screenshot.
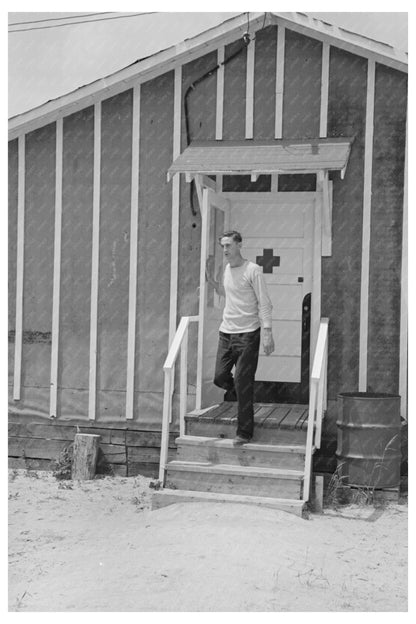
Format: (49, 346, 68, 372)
(219, 260, 273, 333)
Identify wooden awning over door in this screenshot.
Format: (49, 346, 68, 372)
(167, 137, 354, 181)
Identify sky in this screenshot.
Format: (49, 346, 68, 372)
(7, 6, 409, 118)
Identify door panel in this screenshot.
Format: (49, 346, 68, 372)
(231, 198, 314, 386)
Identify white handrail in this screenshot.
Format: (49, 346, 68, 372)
(159, 315, 199, 483)
(303, 318, 329, 502)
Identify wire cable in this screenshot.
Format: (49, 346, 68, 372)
(9, 12, 157, 33)
(8, 12, 111, 26)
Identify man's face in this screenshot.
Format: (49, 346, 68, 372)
(220, 236, 241, 262)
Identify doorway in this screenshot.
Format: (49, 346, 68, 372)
(196, 190, 321, 408)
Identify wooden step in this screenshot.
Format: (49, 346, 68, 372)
(152, 489, 308, 518)
(175, 435, 307, 470)
(166, 460, 303, 499)
(185, 402, 309, 445)
(185, 419, 307, 445)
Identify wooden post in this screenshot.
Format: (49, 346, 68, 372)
(72, 434, 100, 480)
(313, 475, 324, 514)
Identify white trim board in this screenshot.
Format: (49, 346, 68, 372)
(88, 102, 102, 420)
(49, 118, 63, 418)
(13, 135, 25, 401)
(358, 59, 375, 392)
(125, 85, 141, 420)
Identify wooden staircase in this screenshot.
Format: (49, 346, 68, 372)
(152, 402, 313, 517)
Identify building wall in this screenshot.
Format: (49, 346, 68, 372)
(8, 23, 407, 453)
(367, 65, 407, 393)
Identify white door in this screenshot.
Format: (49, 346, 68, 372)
(196, 188, 230, 409)
(230, 195, 315, 385)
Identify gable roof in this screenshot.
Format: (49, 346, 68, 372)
(8, 11, 407, 140)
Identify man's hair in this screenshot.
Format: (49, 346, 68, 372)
(219, 230, 242, 244)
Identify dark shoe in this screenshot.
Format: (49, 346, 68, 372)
(224, 388, 237, 401)
(233, 435, 251, 445)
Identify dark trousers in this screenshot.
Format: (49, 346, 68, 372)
(213, 328, 260, 439)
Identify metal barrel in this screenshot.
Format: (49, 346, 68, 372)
(336, 392, 401, 488)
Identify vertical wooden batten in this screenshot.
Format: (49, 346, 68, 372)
(88, 102, 102, 420)
(275, 25, 285, 139)
(49, 118, 63, 418)
(13, 135, 25, 401)
(216, 46, 224, 192)
(216, 46, 225, 141)
(399, 118, 408, 418)
(125, 85, 141, 420)
(168, 66, 182, 347)
(320, 43, 329, 138)
(359, 59, 375, 392)
(245, 38, 255, 139)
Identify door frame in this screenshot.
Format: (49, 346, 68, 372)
(193, 188, 323, 408)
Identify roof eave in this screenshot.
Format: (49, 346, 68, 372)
(269, 12, 408, 74)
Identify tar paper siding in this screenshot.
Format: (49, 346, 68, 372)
(22, 124, 56, 393)
(60, 108, 94, 418)
(253, 25, 277, 139)
(97, 92, 132, 415)
(322, 48, 368, 400)
(136, 72, 174, 421)
(283, 30, 322, 139)
(367, 65, 407, 394)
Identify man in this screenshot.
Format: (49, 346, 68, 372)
(212, 230, 274, 444)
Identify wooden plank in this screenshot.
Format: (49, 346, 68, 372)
(128, 447, 176, 463)
(319, 43, 329, 138)
(88, 102, 102, 420)
(217, 403, 239, 423)
(125, 85, 141, 420)
(125, 430, 177, 448)
(9, 437, 70, 460)
(9, 457, 53, 471)
(278, 405, 308, 429)
(359, 59, 375, 391)
(216, 46, 225, 140)
(275, 25, 285, 139)
(176, 439, 305, 470)
(253, 404, 276, 426)
(399, 118, 408, 418)
(168, 66, 182, 347)
(99, 443, 126, 464)
(263, 405, 291, 427)
(13, 135, 25, 401)
(166, 463, 302, 499)
(152, 489, 307, 517)
(49, 118, 63, 418)
(8, 422, 116, 444)
(245, 38, 255, 139)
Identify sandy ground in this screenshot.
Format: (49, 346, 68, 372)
(8, 469, 407, 612)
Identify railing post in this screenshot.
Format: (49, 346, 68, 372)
(159, 371, 172, 483)
(179, 324, 189, 437)
(303, 381, 317, 502)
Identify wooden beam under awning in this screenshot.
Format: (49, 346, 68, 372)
(167, 137, 354, 182)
